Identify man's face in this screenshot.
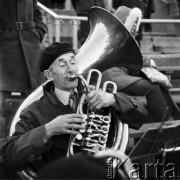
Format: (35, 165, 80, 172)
(49, 52, 78, 91)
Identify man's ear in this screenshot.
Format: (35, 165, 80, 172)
(44, 70, 53, 81)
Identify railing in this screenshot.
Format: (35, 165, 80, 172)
(38, 2, 87, 50)
(38, 2, 180, 50)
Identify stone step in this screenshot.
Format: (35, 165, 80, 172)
(141, 36, 180, 53)
(143, 53, 180, 87)
(154, 46, 180, 54)
(171, 79, 180, 88)
(143, 32, 177, 37)
(143, 53, 180, 66)
(153, 37, 180, 47)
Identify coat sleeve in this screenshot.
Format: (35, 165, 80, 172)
(112, 92, 148, 130)
(33, 0, 48, 42)
(1, 112, 51, 170)
(142, 56, 151, 67)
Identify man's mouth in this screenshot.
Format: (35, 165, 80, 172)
(67, 73, 79, 81)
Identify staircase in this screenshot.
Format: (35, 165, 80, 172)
(141, 32, 180, 88)
(141, 32, 180, 54)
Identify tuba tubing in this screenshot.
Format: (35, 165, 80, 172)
(67, 69, 126, 158)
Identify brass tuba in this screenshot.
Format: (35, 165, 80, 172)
(67, 6, 142, 157)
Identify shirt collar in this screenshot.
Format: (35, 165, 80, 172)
(54, 87, 78, 105)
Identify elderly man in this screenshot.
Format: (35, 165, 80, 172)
(2, 42, 139, 173)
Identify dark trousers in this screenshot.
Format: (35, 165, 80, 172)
(121, 79, 178, 122)
(0, 91, 26, 137)
(0, 91, 11, 138)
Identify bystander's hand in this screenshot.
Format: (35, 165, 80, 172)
(45, 114, 86, 139)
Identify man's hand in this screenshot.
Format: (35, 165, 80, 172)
(45, 114, 86, 139)
(86, 90, 116, 111)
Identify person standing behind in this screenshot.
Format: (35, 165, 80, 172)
(119, 0, 146, 46)
(0, 0, 47, 138)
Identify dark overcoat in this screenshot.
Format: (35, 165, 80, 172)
(0, 0, 47, 93)
(102, 67, 143, 91)
(101, 55, 152, 90)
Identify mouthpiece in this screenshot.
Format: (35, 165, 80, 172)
(68, 74, 79, 81)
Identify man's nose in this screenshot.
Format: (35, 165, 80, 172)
(67, 63, 76, 72)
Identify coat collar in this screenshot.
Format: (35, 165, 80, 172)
(43, 81, 63, 106)
(42, 80, 83, 106)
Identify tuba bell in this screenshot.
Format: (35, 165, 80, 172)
(76, 6, 143, 76)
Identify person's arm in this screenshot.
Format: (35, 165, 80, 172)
(33, 0, 48, 42)
(114, 92, 148, 129)
(143, 56, 157, 68)
(86, 89, 148, 129)
(2, 110, 85, 170)
(103, 0, 116, 13)
(2, 119, 50, 170)
(86, 89, 121, 112)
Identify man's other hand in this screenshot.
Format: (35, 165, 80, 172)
(45, 114, 86, 139)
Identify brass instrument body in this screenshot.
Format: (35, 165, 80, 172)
(68, 69, 119, 156)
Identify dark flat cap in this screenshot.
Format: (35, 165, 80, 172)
(39, 42, 75, 72)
